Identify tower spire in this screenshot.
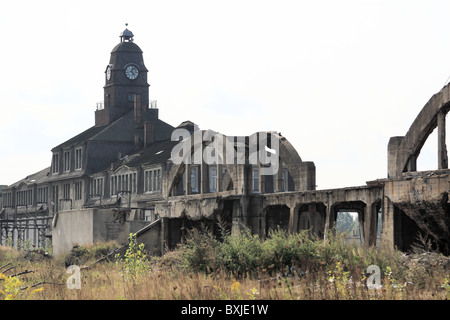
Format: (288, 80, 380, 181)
(120, 23, 134, 42)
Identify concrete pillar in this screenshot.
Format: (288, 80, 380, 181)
(407, 155, 417, 172)
(438, 111, 448, 169)
(324, 202, 335, 240)
(217, 164, 222, 192)
(288, 203, 299, 233)
(200, 161, 207, 194)
(381, 196, 395, 250)
(357, 209, 365, 245)
(185, 164, 190, 195)
(231, 199, 246, 236)
(387, 136, 404, 178)
(276, 166, 283, 192)
(300, 162, 316, 191)
(364, 202, 378, 247)
(160, 217, 169, 255)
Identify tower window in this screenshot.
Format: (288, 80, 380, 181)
(128, 93, 136, 102)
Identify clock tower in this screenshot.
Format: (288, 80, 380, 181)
(96, 25, 150, 126)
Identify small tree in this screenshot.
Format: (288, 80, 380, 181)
(115, 233, 150, 279)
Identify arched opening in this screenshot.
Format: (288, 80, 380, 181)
(265, 205, 290, 236)
(335, 211, 361, 245)
(331, 201, 366, 245)
(297, 203, 326, 239)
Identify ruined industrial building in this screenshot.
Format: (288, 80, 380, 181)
(1, 27, 449, 256)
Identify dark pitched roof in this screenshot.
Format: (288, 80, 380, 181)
(51, 125, 108, 151)
(114, 139, 179, 169)
(52, 110, 176, 152)
(6, 167, 51, 189)
(154, 119, 176, 142)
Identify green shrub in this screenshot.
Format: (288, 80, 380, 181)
(217, 229, 263, 276)
(181, 226, 219, 273)
(175, 222, 424, 290)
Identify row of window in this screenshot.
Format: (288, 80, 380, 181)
(52, 148, 83, 174)
(189, 166, 219, 193)
(2, 183, 83, 208)
(252, 167, 289, 193)
(16, 190, 33, 206)
(89, 168, 162, 198)
(110, 172, 137, 195)
(3, 167, 291, 208)
(144, 168, 162, 193)
(181, 165, 289, 194)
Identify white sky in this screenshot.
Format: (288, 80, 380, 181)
(0, 0, 448, 188)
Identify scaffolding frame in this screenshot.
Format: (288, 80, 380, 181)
(0, 204, 52, 250)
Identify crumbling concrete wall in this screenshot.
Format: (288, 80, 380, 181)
(382, 170, 450, 253)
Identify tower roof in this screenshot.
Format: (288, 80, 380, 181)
(120, 24, 134, 42)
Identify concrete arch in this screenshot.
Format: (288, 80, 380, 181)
(166, 130, 237, 196)
(166, 130, 316, 196)
(388, 84, 450, 177)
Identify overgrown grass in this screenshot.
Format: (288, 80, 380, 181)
(180, 226, 405, 279)
(0, 228, 449, 300)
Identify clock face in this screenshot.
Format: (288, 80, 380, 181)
(106, 65, 112, 80)
(125, 65, 139, 80)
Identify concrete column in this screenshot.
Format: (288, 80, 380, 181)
(200, 161, 207, 194)
(300, 162, 316, 191)
(217, 164, 222, 192)
(185, 164, 190, 195)
(160, 217, 169, 255)
(324, 203, 334, 240)
(276, 166, 283, 192)
(364, 202, 378, 247)
(231, 199, 246, 236)
(407, 155, 417, 172)
(387, 136, 404, 178)
(438, 111, 448, 169)
(381, 196, 395, 250)
(258, 166, 264, 194)
(288, 203, 299, 233)
(357, 209, 365, 245)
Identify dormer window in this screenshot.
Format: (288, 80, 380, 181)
(63, 150, 71, 172)
(52, 153, 60, 174)
(75, 147, 83, 170)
